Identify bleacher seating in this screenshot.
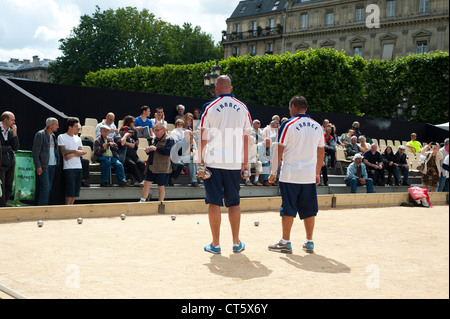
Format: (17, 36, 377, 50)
(80, 126, 95, 142)
(84, 118, 98, 128)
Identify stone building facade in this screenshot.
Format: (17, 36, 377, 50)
(222, 0, 449, 60)
(0, 56, 54, 82)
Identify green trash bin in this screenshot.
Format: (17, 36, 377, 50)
(11, 150, 36, 206)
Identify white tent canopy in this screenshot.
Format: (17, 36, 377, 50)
(435, 122, 449, 131)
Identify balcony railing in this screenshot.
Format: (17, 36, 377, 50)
(222, 26, 283, 42)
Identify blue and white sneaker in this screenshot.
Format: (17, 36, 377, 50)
(268, 240, 292, 254)
(204, 243, 221, 254)
(233, 241, 245, 253)
(303, 241, 314, 254)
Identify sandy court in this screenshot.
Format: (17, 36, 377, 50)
(0, 205, 448, 299)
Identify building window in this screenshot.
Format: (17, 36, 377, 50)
(356, 5, 364, 22)
(233, 46, 240, 57)
(240, 5, 247, 14)
(417, 41, 427, 54)
(354, 46, 363, 57)
(251, 21, 257, 36)
(266, 43, 274, 54)
(326, 11, 334, 25)
(381, 43, 394, 60)
(419, 0, 429, 14)
(268, 18, 275, 28)
(300, 13, 308, 29)
(386, 1, 396, 18)
(234, 23, 241, 33)
(249, 45, 256, 56)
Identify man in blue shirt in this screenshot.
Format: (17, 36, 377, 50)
(344, 153, 374, 193)
(135, 105, 154, 139)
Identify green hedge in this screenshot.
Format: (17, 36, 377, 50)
(83, 49, 449, 124)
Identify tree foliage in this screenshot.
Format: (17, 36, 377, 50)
(48, 6, 223, 85)
(84, 49, 449, 124)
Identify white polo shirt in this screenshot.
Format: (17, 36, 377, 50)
(200, 94, 252, 170)
(277, 114, 325, 184)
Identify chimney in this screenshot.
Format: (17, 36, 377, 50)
(23, 59, 30, 66)
(32, 55, 39, 67)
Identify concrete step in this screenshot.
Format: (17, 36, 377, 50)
(77, 182, 424, 203)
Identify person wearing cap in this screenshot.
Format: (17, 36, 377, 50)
(344, 153, 374, 193)
(394, 145, 410, 186)
(92, 125, 130, 187)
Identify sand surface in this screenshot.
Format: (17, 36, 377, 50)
(0, 205, 448, 299)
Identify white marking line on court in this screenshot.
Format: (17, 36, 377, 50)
(0, 283, 29, 299)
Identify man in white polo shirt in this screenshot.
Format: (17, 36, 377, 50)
(58, 118, 86, 205)
(198, 75, 252, 254)
(268, 96, 325, 254)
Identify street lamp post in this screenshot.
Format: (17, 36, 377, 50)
(204, 61, 222, 97)
(397, 97, 418, 121)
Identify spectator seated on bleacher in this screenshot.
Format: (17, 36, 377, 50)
(118, 116, 145, 187)
(95, 113, 120, 139)
(244, 136, 263, 186)
(257, 138, 273, 186)
(382, 146, 400, 186)
(344, 153, 374, 193)
(406, 132, 422, 155)
(339, 129, 354, 146)
(363, 143, 385, 186)
(358, 135, 371, 154)
(151, 107, 168, 128)
(345, 136, 361, 160)
(92, 125, 130, 187)
(170, 119, 198, 187)
(394, 145, 410, 186)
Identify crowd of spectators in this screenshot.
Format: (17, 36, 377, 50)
(1, 107, 448, 207)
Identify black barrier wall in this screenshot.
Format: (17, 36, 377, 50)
(1, 78, 448, 151)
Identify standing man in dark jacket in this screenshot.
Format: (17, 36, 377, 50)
(0, 111, 20, 207)
(32, 117, 60, 206)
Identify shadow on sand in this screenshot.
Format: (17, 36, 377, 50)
(204, 253, 273, 280)
(280, 253, 351, 274)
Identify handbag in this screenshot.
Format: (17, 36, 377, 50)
(416, 153, 431, 173)
(416, 162, 425, 172)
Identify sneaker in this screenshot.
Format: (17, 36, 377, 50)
(303, 241, 314, 253)
(245, 180, 253, 186)
(268, 240, 292, 254)
(233, 241, 245, 253)
(204, 243, 221, 254)
(254, 181, 263, 186)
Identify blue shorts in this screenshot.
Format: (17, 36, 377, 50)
(145, 171, 170, 186)
(64, 169, 82, 197)
(203, 167, 241, 207)
(279, 181, 318, 220)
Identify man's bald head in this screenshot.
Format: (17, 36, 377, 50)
(215, 75, 233, 96)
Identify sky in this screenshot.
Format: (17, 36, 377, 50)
(0, 0, 241, 62)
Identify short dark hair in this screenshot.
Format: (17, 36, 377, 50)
(289, 95, 308, 110)
(141, 105, 150, 114)
(66, 117, 79, 129)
